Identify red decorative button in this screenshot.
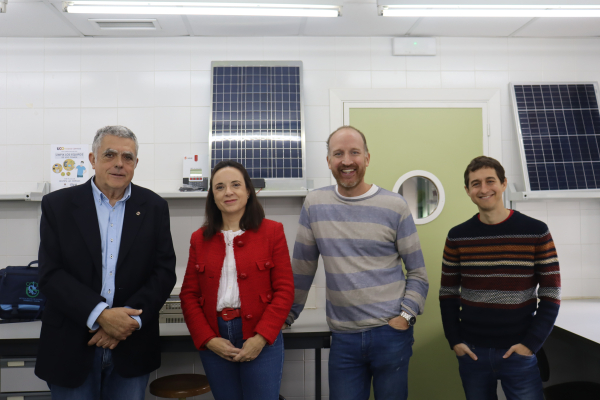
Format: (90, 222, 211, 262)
(239, 273, 248, 280)
(266, 294, 272, 300)
(195, 264, 200, 271)
(236, 240, 244, 247)
(245, 314, 252, 320)
(265, 261, 272, 268)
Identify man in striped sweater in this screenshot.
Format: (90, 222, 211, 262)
(440, 156, 561, 400)
(286, 126, 429, 400)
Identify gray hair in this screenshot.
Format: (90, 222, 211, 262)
(92, 126, 139, 158)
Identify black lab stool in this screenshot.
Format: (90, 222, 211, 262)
(150, 374, 210, 400)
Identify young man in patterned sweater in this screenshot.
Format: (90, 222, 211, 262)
(286, 126, 429, 400)
(440, 156, 561, 400)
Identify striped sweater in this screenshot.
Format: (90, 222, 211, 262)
(287, 185, 429, 333)
(439, 210, 561, 353)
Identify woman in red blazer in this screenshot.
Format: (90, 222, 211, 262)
(180, 160, 294, 400)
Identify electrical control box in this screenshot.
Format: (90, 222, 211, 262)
(182, 155, 204, 188)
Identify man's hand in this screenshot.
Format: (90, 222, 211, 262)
(503, 344, 533, 358)
(97, 307, 142, 341)
(388, 315, 409, 331)
(453, 343, 478, 360)
(87, 327, 119, 349)
(282, 323, 289, 330)
(233, 334, 267, 363)
(206, 338, 241, 361)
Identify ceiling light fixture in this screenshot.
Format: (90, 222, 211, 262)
(63, 1, 341, 17)
(379, 4, 600, 18)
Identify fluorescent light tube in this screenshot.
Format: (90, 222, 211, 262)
(63, 1, 341, 17)
(380, 5, 600, 18)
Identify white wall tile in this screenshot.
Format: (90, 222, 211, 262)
(0, 73, 5, 109)
(555, 244, 581, 280)
(81, 38, 120, 72)
(117, 108, 155, 144)
(547, 209, 581, 245)
(508, 38, 549, 71)
(335, 37, 370, 71)
(190, 37, 227, 71)
(155, 71, 191, 107)
(263, 37, 300, 60)
(81, 72, 118, 108)
(191, 71, 211, 107)
(305, 141, 329, 179)
(580, 209, 600, 244)
(304, 359, 329, 397)
(441, 71, 475, 88)
(560, 278, 582, 298)
(371, 71, 407, 89)
(226, 37, 263, 61)
(0, 109, 5, 145)
(501, 106, 516, 142)
(3, 182, 41, 194)
(6, 72, 44, 108)
(44, 38, 81, 72)
(115, 38, 155, 72)
(44, 109, 81, 144)
(6, 38, 44, 72)
(475, 71, 510, 106)
(80, 108, 118, 146)
(6, 109, 43, 145)
(581, 245, 600, 280)
(513, 200, 546, 212)
(474, 38, 508, 71)
(542, 70, 579, 82)
(280, 360, 305, 398)
(312, 177, 332, 189)
(0, 38, 6, 72)
(5, 144, 43, 181)
(580, 200, 600, 210)
(154, 107, 191, 143)
(303, 71, 337, 106)
(518, 209, 547, 223)
(335, 71, 371, 89)
(304, 106, 330, 142)
(406, 71, 441, 88)
(298, 37, 336, 71)
(0, 146, 5, 182)
(133, 143, 154, 182)
(509, 70, 542, 82)
(316, 287, 326, 309)
(44, 72, 80, 108)
(155, 37, 191, 71)
(371, 37, 405, 71)
(406, 48, 441, 71)
(1, 216, 39, 256)
(154, 179, 184, 193)
(154, 143, 190, 181)
(440, 37, 475, 71)
(191, 107, 209, 143)
(580, 279, 600, 298)
(118, 71, 154, 107)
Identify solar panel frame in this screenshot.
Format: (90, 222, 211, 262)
(209, 61, 307, 191)
(510, 81, 600, 194)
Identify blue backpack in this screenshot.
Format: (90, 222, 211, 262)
(0, 261, 46, 321)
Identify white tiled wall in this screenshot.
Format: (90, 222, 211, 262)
(0, 36, 599, 398)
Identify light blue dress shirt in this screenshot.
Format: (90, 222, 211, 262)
(86, 178, 142, 331)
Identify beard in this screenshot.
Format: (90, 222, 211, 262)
(332, 164, 364, 189)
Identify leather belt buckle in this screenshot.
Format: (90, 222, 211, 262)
(219, 308, 240, 321)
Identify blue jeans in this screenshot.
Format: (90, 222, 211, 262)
(329, 324, 414, 400)
(457, 343, 544, 400)
(199, 316, 284, 400)
(50, 347, 149, 400)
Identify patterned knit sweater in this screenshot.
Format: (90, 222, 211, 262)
(439, 210, 561, 353)
(287, 185, 429, 333)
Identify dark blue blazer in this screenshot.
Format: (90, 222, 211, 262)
(35, 178, 176, 387)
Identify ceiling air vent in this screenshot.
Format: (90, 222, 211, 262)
(89, 19, 161, 30)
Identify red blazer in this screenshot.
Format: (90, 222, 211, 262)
(180, 219, 294, 350)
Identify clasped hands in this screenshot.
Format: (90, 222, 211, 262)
(453, 343, 533, 360)
(87, 307, 142, 349)
(206, 334, 267, 363)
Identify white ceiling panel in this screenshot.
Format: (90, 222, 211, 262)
(187, 15, 305, 36)
(303, 3, 418, 36)
(410, 17, 533, 37)
(0, 1, 79, 37)
(64, 13, 190, 36)
(513, 18, 600, 37)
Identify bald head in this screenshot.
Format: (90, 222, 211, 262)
(326, 126, 369, 156)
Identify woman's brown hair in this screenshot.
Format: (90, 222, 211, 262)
(203, 160, 265, 239)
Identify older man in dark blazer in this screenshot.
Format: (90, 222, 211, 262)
(35, 126, 176, 399)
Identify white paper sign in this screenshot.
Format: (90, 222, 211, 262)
(50, 144, 90, 192)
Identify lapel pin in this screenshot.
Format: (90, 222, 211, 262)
(136, 211, 141, 216)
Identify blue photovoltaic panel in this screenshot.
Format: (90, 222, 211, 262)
(210, 65, 303, 179)
(513, 83, 600, 191)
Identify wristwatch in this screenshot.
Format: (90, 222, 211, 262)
(400, 311, 416, 326)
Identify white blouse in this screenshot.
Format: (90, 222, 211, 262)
(216, 229, 244, 312)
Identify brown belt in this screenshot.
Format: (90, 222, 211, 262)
(218, 308, 241, 321)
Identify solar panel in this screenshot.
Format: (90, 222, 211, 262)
(511, 83, 600, 191)
(209, 62, 306, 188)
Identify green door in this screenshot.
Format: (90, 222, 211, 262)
(349, 107, 483, 400)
